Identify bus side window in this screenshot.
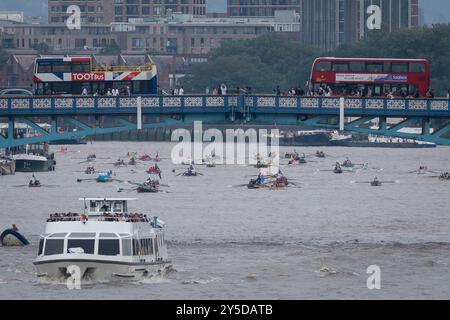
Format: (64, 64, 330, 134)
(349, 62, 365, 72)
(72, 62, 90, 73)
(332, 62, 349, 72)
(410, 62, 425, 73)
(367, 63, 383, 72)
(391, 63, 408, 73)
(38, 63, 52, 73)
(315, 61, 331, 72)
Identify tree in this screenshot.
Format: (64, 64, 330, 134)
(182, 25, 450, 96)
(0, 48, 9, 65)
(181, 34, 318, 93)
(33, 42, 50, 55)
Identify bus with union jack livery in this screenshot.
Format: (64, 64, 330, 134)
(310, 57, 431, 97)
(33, 56, 158, 96)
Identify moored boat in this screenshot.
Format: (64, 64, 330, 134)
(33, 198, 170, 283)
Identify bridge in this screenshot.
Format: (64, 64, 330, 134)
(0, 95, 449, 148)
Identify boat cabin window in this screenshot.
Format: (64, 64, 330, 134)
(50, 233, 67, 238)
(122, 239, 132, 256)
(44, 239, 64, 256)
(119, 233, 131, 237)
(38, 238, 44, 255)
(139, 238, 154, 255)
(89, 201, 97, 212)
(98, 239, 120, 256)
(100, 203, 110, 212)
(69, 233, 96, 238)
(133, 239, 140, 256)
(67, 239, 95, 254)
(113, 202, 123, 213)
(99, 233, 117, 238)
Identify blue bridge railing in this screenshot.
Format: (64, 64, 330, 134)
(0, 95, 449, 117)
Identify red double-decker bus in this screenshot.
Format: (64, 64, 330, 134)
(310, 57, 431, 97)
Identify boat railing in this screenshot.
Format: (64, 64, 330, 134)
(47, 212, 149, 223)
(47, 213, 82, 222)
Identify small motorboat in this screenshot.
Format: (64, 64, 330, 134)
(1, 225, 29, 246)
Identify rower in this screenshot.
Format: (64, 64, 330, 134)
(257, 172, 265, 184)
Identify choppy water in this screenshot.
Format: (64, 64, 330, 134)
(0, 142, 449, 299)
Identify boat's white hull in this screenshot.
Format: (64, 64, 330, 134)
(34, 259, 171, 283)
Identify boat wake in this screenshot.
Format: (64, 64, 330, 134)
(138, 276, 173, 285)
(180, 277, 221, 285)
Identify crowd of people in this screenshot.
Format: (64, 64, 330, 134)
(158, 83, 447, 99)
(80, 86, 132, 97)
(47, 212, 81, 222)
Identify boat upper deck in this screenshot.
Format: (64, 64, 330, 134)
(45, 198, 163, 225)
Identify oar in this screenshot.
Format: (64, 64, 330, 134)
(118, 187, 137, 193)
(77, 178, 97, 183)
(231, 183, 249, 188)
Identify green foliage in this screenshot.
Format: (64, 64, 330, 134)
(101, 40, 121, 55)
(182, 25, 450, 96)
(181, 34, 318, 93)
(0, 48, 10, 65)
(33, 42, 50, 55)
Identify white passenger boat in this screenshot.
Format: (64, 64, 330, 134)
(34, 198, 170, 283)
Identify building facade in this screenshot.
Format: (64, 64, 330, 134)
(48, 0, 207, 25)
(227, 0, 301, 17)
(1, 12, 300, 55)
(301, 0, 420, 51)
(113, 13, 300, 54)
(1, 24, 116, 51)
(360, 0, 419, 34)
(48, 0, 116, 24)
(114, 0, 206, 22)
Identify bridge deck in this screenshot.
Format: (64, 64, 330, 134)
(0, 95, 449, 147)
(0, 95, 449, 117)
